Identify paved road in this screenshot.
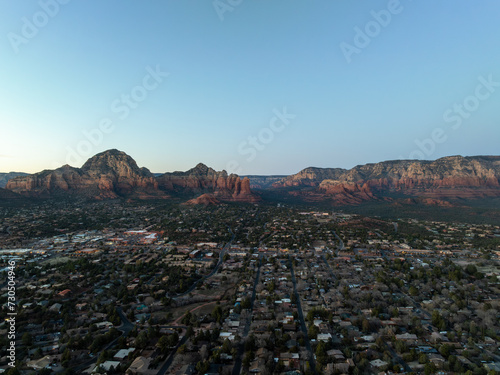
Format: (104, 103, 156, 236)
(173, 230, 234, 299)
(157, 333, 189, 375)
(405, 294, 431, 319)
(289, 256, 317, 375)
(321, 255, 336, 281)
(331, 230, 345, 251)
(73, 307, 136, 372)
(117, 306, 135, 334)
(73, 348, 98, 372)
(384, 341, 412, 372)
(232, 255, 262, 375)
(171, 301, 225, 326)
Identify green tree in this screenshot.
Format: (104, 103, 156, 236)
(419, 353, 428, 364)
(465, 264, 477, 275)
(62, 348, 72, 364)
(308, 324, 319, 339)
(243, 351, 254, 367)
(439, 344, 451, 359)
(222, 339, 232, 353)
(362, 318, 370, 333)
(181, 311, 192, 325)
(22, 332, 33, 346)
(424, 362, 436, 375)
(241, 297, 251, 309)
(167, 332, 179, 347)
(196, 360, 210, 374)
(212, 305, 223, 323)
(135, 331, 149, 349)
(157, 336, 170, 354)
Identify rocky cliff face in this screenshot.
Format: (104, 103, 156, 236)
(272, 156, 500, 204)
(184, 193, 221, 206)
(244, 175, 287, 189)
(6, 150, 260, 203)
(0, 172, 29, 188)
(157, 163, 260, 203)
(273, 167, 346, 187)
(80, 149, 160, 198)
(6, 149, 163, 199)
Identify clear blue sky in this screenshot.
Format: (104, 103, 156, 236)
(1, 0, 499, 174)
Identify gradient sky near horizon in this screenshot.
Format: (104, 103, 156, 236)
(1, 1, 499, 175)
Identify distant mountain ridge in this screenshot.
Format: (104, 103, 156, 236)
(0, 172, 29, 188)
(157, 163, 259, 203)
(5, 149, 260, 203)
(271, 155, 500, 205)
(243, 175, 287, 190)
(5, 150, 161, 200)
(4, 152, 500, 207)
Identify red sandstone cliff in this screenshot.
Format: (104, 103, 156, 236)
(6, 150, 260, 203)
(272, 156, 500, 205)
(184, 193, 221, 206)
(156, 163, 260, 203)
(6, 150, 163, 199)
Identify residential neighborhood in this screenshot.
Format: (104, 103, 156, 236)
(1, 203, 499, 374)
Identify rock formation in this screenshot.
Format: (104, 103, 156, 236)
(6, 149, 163, 199)
(184, 193, 221, 206)
(244, 175, 288, 190)
(157, 163, 260, 203)
(272, 156, 500, 204)
(5, 150, 260, 203)
(0, 172, 28, 188)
